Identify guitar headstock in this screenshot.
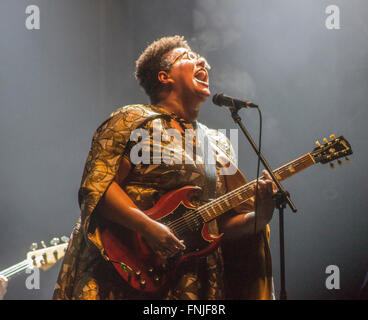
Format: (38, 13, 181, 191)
(26, 236, 69, 271)
(311, 134, 353, 167)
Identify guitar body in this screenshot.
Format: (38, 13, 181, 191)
(101, 185, 223, 293)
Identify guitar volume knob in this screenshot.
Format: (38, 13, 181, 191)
(135, 270, 141, 279)
(139, 279, 146, 288)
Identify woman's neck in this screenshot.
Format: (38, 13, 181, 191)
(156, 94, 202, 122)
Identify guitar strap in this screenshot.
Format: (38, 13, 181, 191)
(196, 122, 217, 201)
(194, 122, 218, 297)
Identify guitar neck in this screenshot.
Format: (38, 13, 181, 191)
(200, 153, 316, 222)
(0, 241, 69, 281)
(0, 259, 30, 279)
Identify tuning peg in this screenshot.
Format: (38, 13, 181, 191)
(345, 157, 350, 162)
(30, 243, 38, 251)
(40, 241, 46, 248)
(323, 138, 328, 144)
(330, 134, 336, 140)
(61, 236, 70, 243)
(50, 237, 60, 246)
(329, 163, 335, 169)
(337, 160, 342, 166)
(315, 140, 321, 147)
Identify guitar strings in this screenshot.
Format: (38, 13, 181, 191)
(167, 155, 312, 235)
(180, 151, 332, 231)
(172, 148, 341, 236)
(169, 155, 311, 234)
(172, 155, 312, 235)
(174, 145, 340, 231)
(199, 153, 312, 214)
(2, 264, 30, 278)
(0, 260, 29, 275)
(0, 260, 30, 278)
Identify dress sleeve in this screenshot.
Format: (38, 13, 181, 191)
(78, 106, 160, 251)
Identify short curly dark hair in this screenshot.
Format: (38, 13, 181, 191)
(135, 35, 191, 103)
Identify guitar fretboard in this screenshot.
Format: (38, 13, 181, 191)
(198, 153, 316, 222)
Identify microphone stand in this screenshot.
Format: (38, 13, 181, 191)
(227, 105, 297, 300)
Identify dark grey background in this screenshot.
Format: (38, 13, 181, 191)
(0, 0, 366, 299)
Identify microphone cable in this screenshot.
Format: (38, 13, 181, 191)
(228, 97, 262, 235)
(253, 106, 262, 236)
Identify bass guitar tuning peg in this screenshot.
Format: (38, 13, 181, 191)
(330, 134, 336, 140)
(61, 236, 70, 243)
(315, 140, 321, 147)
(323, 138, 328, 144)
(29, 243, 38, 251)
(50, 237, 60, 246)
(329, 163, 335, 169)
(345, 157, 350, 162)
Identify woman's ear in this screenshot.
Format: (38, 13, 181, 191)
(158, 71, 174, 85)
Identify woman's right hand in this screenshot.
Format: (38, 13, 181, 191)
(0, 275, 8, 300)
(100, 181, 186, 258)
(141, 220, 186, 258)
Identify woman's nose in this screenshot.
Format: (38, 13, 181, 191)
(197, 56, 211, 70)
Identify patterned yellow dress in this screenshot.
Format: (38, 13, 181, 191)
(52, 104, 273, 300)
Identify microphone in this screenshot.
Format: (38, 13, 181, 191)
(212, 93, 258, 109)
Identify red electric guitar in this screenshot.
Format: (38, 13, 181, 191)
(101, 134, 352, 293)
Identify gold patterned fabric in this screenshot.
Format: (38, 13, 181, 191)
(52, 104, 273, 300)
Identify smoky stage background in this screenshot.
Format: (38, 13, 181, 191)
(0, 0, 367, 299)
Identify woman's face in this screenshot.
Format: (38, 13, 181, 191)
(164, 47, 211, 101)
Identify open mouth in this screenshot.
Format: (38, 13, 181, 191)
(194, 69, 209, 86)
